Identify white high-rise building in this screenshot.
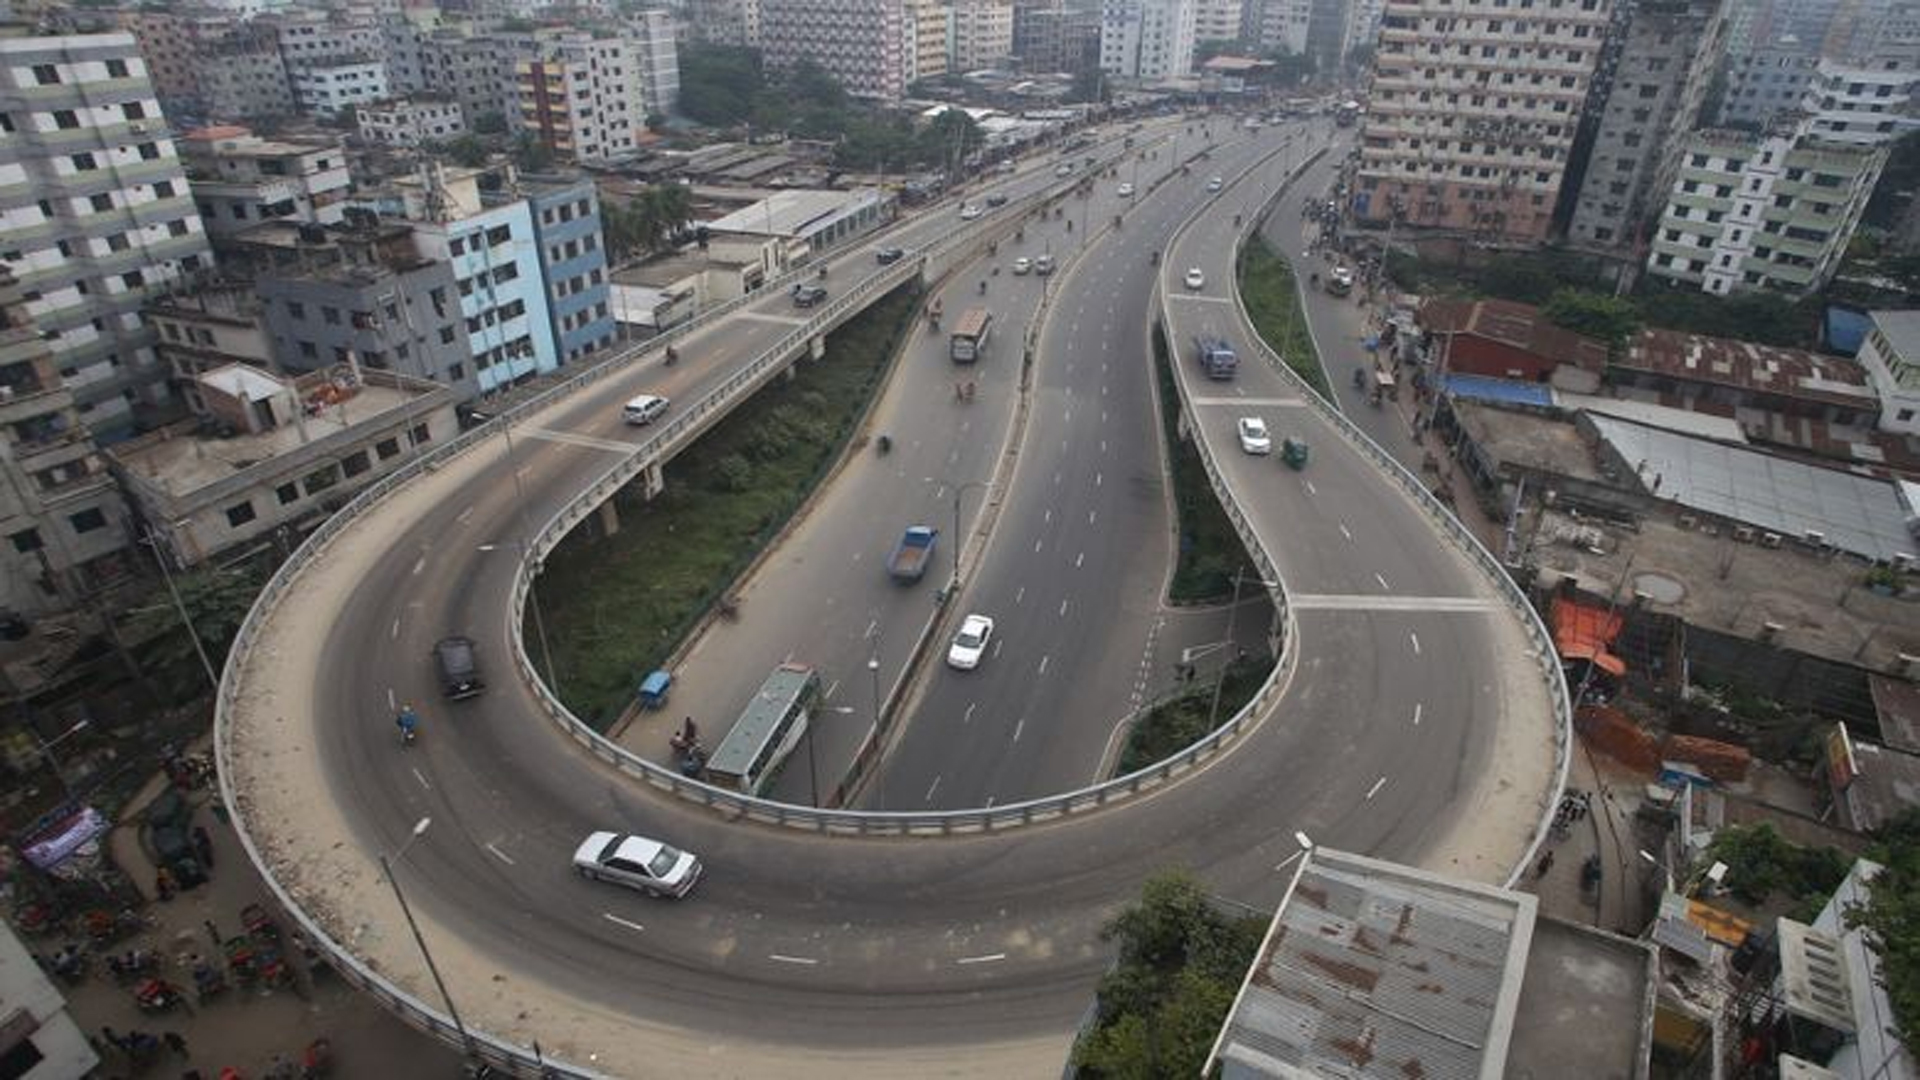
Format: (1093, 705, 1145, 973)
(1254, 0, 1311, 55)
(626, 10, 682, 116)
(516, 32, 647, 163)
(0, 32, 216, 436)
(1100, 0, 1196, 79)
(1193, 0, 1242, 45)
(760, 0, 911, 101)
(953, 0, 1016, 70)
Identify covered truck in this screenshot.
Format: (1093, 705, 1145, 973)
(886, 525, 939, 582)
(1194, 336, 1238, 380)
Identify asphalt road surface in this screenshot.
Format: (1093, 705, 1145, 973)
(228, 109, 1559, 1078)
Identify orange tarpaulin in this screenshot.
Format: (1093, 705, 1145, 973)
(1551, 596, 1627, 678)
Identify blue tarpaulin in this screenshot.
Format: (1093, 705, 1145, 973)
(1439, 373, 1554, 407)
(1824, 307, 1871, 356)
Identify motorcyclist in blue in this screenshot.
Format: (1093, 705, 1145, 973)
(396, 704, 419, 740)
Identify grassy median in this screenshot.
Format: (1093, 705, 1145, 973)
(1154, 325, 1250, 605)
(1237, 234, 1329, 397)
(534, 285, 919, 729)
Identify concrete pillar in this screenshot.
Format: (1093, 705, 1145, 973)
(808, 334, 826, 361)
(641, 461, 665, 501)
(597, 499, 621, 538)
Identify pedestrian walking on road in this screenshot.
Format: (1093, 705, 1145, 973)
(163, 1031, 188, 1058)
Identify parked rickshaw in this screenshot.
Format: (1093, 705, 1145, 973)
(638, 670, 672, 711)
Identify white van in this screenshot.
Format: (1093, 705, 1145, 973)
(623, 394, 670, 425)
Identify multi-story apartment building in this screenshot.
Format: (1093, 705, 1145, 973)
(1250, 0, 1310, 56)
(418, 30, 518, 129)
(1801, 52, 1920, 145)
(1193, 0, 1241, 44)
(1644, 124, 1884, 295)
(1568, 0, 1729, 254)
(0, 32, 216, 437)
(526, 177, 614, 364)
(759, 0, 910, 101)
(1355, 0, 1614, 245)
(390, 165, 560, 393)
(253, 221, 477, 396)
(906, 0, 953, 82)
(179, 127, 350, 242)
(625, 9, 681, 116)
(1855, 309, 1920, 435)
(122, 8, 231, 107)
(0, 265, 130, 614)
(199, 40, 294, 121)
(688, 0, 764, 47)
(954, 0, 1016, 70)
(1720, 38, 1822, 127)
(1099, 0, 1197, 80)
(1302, 0, 1348, 71)
(268, 13, 385, 70)
(355, 95, 466, 147)
(1014, 0, 1098, 72)
(289, 58, 390, 117)
(516, 32, 645, 165)
(1344, 0, 1385, 62)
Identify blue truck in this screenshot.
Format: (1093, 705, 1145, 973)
(886, 526, 939, 583)
(1194, 336, 1238, 380)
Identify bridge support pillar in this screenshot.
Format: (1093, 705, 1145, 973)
(808, 334, 826, 362)
(640, 461, 666, 500)
(597, 499, 621, 538)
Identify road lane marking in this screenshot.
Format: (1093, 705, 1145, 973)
(1038, 655, 1050, 675)
(1304, 481, 1318, 496)
(1412, 703, 1423, 726)
(1374, 573, 1390, 591)
(964, 703, 976, 723)
(924, 775, 941, 802)
(391, 618, 401, 640)
(1015, 586, 1025, 604)
(864, 619, 878, 639)
(1273, 849, 1305, 872)
(1075, 552, 1084, 568)
(456, 507, 475, 525)
(1365, 776, 1388, 800)
(485, 842, 516, 866)
(603, 914, 645, 933)
(521, 427, 641, 454)
(1044, 509, 1052, 523)
(1012, 717, 1025, 742)
(1095, 472, 1103, 487)
(412, 556, 427, 577)
(824, 679, 840, 699)
(1089, 510, 1097, 524)
(1034, 538, 1044, 553)
(387, 688, 397, 710)
(1338, 523, 1352, 541)
(1409, 632, 1422, 655)
(769, 954, 819, 966)
(1059, 599, 1070, 617)
(957, 953, 1007, 965)
(1289, 595, 1496, 613)
(412, 768, 431, 791)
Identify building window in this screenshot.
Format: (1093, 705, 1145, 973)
(106, 59, 129, 78)
(10, 529, 42, 553)
(322, 306, 341, 325)
(375, 437, 401, 459)
(52, 109, 79, 129)
(69, 508, 107, 533)
(138, 142, 160, 161)
(485, 225, 511, 247)
(226, 500, 257, 527)
(303, 465, 339, 495)
(299, 340, 318, 359)
(124, 101, 146, 120)
(342, 450, 371, 477)
(450, 237, 465, 256)
(91, 194, 113, 213)
(286, 301, 306, 319)
(439, 325, 457, 344)
(276, 482, 299, 505)
(32, 64, 60, 86)
(154, 180, 174, 198)
(72, 152, 97, 171)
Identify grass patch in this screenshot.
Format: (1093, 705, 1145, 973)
(1237, 234, 1329, 396)
(533, 285, 919, 728)
(1154, 325, 1255, 604)
(1116, 653, 1270, 775)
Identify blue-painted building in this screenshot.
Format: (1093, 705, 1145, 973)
(525, 177, 616, 366)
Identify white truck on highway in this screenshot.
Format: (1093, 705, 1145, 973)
(950, 307, 993, 362)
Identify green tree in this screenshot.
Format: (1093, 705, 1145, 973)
(1542, 288, 1641, 355)
(471, 111, 509, 136)
(1070, 65, 1110, 105)
(645, 111, 669, 132)
(512, 132, 556, 173)
(127, 563, 267, 701)
(444, 134, 490, 167)
(1848, 809, 1920, 1043)
(679, 43, 766, 126)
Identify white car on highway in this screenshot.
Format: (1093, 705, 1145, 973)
(1237, 417, 1272, 455)
(959, 204, 984, 220)
(572, 831, 702, 898)
(1118, 183, 1135, 197)
(947, 614, 995, 670)
(1184, 267, 1206, 290)
(1206, 176, 1223, 193)
(1012, 257, 1032, 275)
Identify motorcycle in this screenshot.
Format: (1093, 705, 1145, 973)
(875, 434, 892, 455)
(134, 977, 185, 1013)
(107, 948, 158, 982)
(396, 704, 418, 746)
(978, 280, 988, 295)
(663, 345, 678, 366)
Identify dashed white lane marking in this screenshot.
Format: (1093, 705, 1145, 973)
(1365, 776, 1388, 801)
(924, 775, 941, 803)
(1409, 632, 1422, 655)
(1015, 586, 1025, 604)
(1095, 471, 1103, 487)
(1168, 293, 1236, 304)
(1374, 573, 1390, 591)
(412, 768, 431, 791)
(964, 702, 977, 723)
(736, 311, 812, 327)
(387, 688, 397, 710)
(864, 619, 878, 639)
(485, 842, 516, 866)
(1075, 552, 1085, 568)
(958, 953, 1007, 965)
(602, 914, 645, 934)
(1038, 655, 1050, 675)
(411, 555, 427, 576)
(1044, 508, 1052, 523)
(769, 954, 819, 966)
(1412, 702, 1423, 726)
(1304, 480, 1318, 496)
(456, 507, 475, 525)
(1338, 523, 1353, 541)
(1089, 510, 1098, 524)
(1034, 538, 1044, 553)
(1273, 849, 1305, 872)
(1289, 595, 1497, 613)
(1012, 717, 1026, 743)
(1059, 599, 1070, 617)
(391, 618, 401, 640)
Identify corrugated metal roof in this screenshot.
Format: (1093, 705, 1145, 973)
(1589, 415, 1919, 562)
(1442, 374, 1554, 408)
(1212, 851, 1532, 1080)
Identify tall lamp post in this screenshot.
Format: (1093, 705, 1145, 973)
(378, 817, 476, 1061)
(1206, 565, 1280, 734)
(470, 410, 559, 690)
(949, 480, 989, 594)
(140, 524, 220, 692)
(867, 651, 884, 811)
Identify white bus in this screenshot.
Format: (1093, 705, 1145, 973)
(950, 306, 993, 363)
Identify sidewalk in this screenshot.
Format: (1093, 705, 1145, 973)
(63, 762, 457, 1078)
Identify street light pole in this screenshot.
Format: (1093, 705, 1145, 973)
(142, 525, 220, 692)
(950, 480, 988, 594)
(867, 651, 883, 811)
(471, 411, 559, 692)
(1205, 566, 1276, 734)
(378, 817, 475, 1060)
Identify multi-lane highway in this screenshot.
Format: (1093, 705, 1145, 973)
(220, 110, 1564, 1077)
